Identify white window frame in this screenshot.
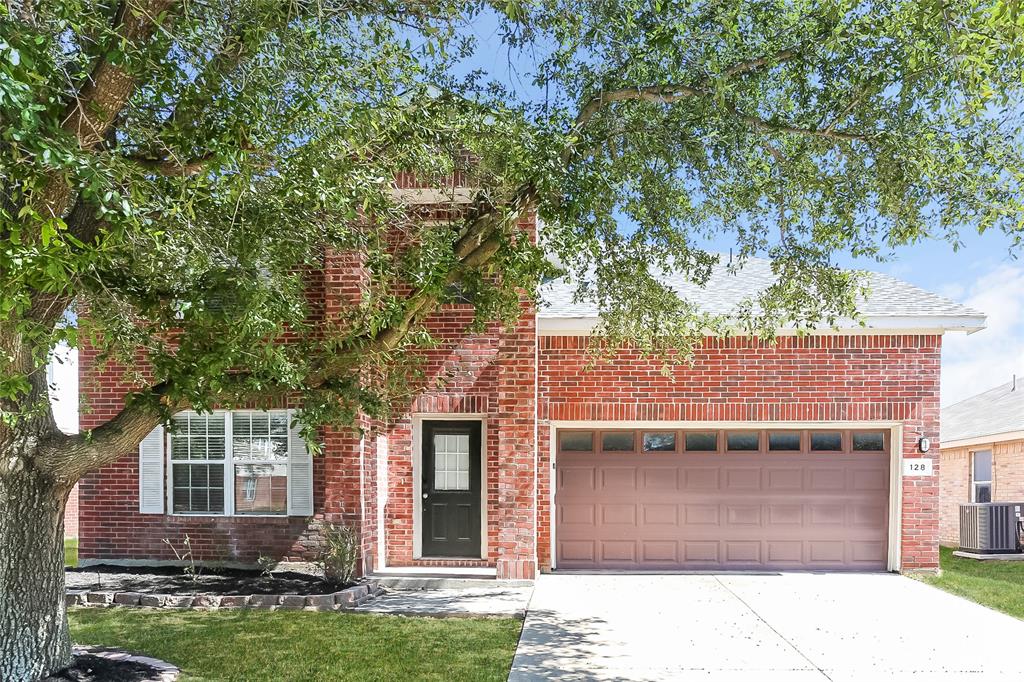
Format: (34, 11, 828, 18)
(971, 449, 993, 503)
(166, 409, 292, 517)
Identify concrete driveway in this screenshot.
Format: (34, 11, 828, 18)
(510, 573, 1024, 681)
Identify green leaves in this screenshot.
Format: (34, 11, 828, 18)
(2, 0, 1023, 428)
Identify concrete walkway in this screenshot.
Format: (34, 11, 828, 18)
(511, 573, 1024, 681)
(354, 585, 532, 618)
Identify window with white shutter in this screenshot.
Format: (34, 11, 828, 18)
(160, 410, 312, 517)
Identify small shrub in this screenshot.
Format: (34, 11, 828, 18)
(316, 522, 360, 587)
(256, 554, 276, 578)
(162, 535, 200, 582)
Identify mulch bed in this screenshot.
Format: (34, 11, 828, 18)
(44, 648, 180, 682)
(44, 654, 160, 682)
(66, 564, 351, 596)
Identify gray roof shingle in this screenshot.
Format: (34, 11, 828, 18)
(539, 256, 985, 324)
(942, 380, 1024, 443)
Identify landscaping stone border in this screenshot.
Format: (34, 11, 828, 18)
(68, 645, 180, 681)
(66, 581, 383, 612)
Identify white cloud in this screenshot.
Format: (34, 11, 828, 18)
(942, 263, 1024, 406)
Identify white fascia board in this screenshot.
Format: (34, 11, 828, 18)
(536, 314, 987, 336)
(940, 431, 1024, 450)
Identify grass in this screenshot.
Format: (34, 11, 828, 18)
(64, 537, 78, 567)
(922, 546, 1024, 619)
(69, 608, 521, 681)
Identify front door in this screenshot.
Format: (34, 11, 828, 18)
(421, 420, 482, 557)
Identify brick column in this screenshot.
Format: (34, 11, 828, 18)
(494, 303, 537, 580)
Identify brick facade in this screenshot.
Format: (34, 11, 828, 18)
(939, 438, 1024, 545)
(536, 334, 943, 572)
(78, 257, 945, 575)
(78, 213, 538, 578)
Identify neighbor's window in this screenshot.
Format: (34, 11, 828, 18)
(170, 411, 290, 516)
(972, 450, 993, 503)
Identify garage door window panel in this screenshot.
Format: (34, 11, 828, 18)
(810, 431, 844, 452)
(643, 432, 677, 452)
(768, 431, 802, 452)
(601, 431, 636, 452)
(852, 431, 886, 452)
(727, 431, 760, 452)
(684, 431, 718, 452)
(560, 431, 594, 452)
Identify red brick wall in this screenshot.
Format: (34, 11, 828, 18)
(537, 334, 943, 572)
(380, 305, 537, 578)
(78, 223, 539, 578)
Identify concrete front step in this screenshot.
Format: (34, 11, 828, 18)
(369, 568, 532, 590)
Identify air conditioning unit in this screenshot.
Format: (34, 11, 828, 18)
(959, 503, 1024, 554)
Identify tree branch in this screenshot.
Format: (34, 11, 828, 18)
(36, 0, 179, 221)
(572, 46, 804, 131)
(36, 382, 179, 481)
(565, 45, 869, 164)
(125, 153, 216, 176)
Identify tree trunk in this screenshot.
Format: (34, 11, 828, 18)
(0, 461, 73, 681)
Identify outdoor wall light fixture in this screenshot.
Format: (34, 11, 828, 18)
(918, 437, 931, 453)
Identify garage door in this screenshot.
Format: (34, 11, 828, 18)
(555, 428, 890, 571)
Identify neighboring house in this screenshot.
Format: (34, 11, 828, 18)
(77, 239, 986, 578)
(939, 378, 1024, 545)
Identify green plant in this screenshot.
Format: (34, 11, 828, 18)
(256, 555, 276, 579)
(162, 535, 200, 583)
(316, 523, 360, 587)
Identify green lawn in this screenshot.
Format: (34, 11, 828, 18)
(922, 546, 1024, 619)
(69, 608, 521, 681)
(64, 538, 78, 567)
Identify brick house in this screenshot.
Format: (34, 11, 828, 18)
(939, 378, 1024, 545)
(78, 247, 985, 578)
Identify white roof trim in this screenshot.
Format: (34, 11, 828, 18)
(537, 314, 987, 336)
(941, 430, 1024, 450)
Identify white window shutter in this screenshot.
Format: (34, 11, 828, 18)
(287, 413, 314, 516)
(138, 425, 165, 514)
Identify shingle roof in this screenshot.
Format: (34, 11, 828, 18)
(942, 380, 1024, 443)
(538, 256, 985, 327)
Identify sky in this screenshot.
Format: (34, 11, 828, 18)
(45, 12, 1024, 432)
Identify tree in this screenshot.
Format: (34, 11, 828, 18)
(2, 0, 1022, 676)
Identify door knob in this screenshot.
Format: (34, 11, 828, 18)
(422, 493, 428, 499)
